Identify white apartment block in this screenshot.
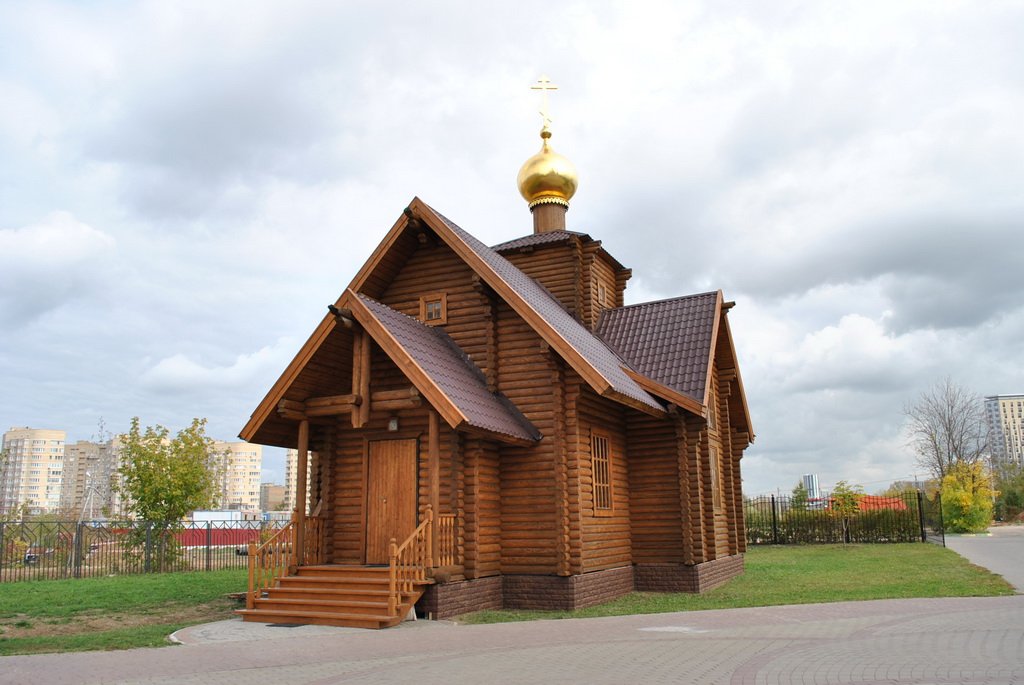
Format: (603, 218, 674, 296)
(1, 427, 66, 515)
(284, 448, 316, 513)
(213, 441, 262, 511)
(986, 394, 1024, 466)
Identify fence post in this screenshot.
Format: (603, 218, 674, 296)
(74, 522, 85, 578)
(937, 492, 946, 547)
(206, 522, 212, 572)
(916, 490, 926, 543)
(770, 495, 779, 545)
(144, 522, 153, 573)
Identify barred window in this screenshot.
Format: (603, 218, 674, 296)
(592, 433, 613, 514)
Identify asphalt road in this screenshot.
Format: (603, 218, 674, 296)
(3, 595, 1023, 684)
(945, 525, 1024, 591)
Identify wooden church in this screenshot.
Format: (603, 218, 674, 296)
(237, 94, 753, 628)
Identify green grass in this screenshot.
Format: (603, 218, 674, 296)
(461, 544, 1016, 624)
(0, 569, 247, 655)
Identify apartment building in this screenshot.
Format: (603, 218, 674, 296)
(986, 394, 1024, 466)
(213, 441, 263, 511)
(1, 427, 66, 515)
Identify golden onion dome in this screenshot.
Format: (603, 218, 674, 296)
(517, 129, 578, 208)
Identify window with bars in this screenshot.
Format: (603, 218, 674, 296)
(592, 433, 613, 514)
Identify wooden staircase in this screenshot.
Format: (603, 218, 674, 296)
(236, 565, 429, 629)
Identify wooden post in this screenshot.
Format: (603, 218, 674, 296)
(294, 419, 309, 567)
(352, 329, 372, 428)
(428, 410, 440, 568)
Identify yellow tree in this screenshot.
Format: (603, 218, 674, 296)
(941, 461, 996, 533)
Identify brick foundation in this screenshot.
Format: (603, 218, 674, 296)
(417, 575, 503, 620)
(503, 565, 635, 611)
(634, 555, 744, 593)
(420, 555, 743, 618)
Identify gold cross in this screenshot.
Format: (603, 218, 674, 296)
(531, 74, 558, 131)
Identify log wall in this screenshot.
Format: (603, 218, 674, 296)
(626, 413, 684, 564)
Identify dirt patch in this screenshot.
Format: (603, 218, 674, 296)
(0, 600, 239, 640)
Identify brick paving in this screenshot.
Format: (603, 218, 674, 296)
(2, 596, 1022, 684)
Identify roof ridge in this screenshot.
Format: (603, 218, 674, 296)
(610, 290, 719, 312)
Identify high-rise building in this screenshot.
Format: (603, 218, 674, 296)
(213, 441, 262, 511)
(284, 448, 313, 512)
(60, 438, 122, 518)
(1, 427, 66, 515)
(260, 482, 287, 512)
(986, 394, 1024, 466)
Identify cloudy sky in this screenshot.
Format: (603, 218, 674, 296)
(1, 1, 1021, 495)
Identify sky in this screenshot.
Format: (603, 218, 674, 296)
(1, 1, 1022, 496)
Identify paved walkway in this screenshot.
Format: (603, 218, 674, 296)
(945, 525, 1024, 591)
(3, 595, 1023, 684)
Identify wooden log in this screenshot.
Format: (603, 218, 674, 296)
(371, 396, 422, 412)
(370, 387, 419, 402)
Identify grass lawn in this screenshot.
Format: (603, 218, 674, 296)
(460, 543, 1016, 624)
(0, 569, 247, 656)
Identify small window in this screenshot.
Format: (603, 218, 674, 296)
(592, 433, 613, 515)
(419, 293, 447, 325)
(597, 282, 608, 310)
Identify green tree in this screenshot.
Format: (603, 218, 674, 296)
(117, 417, 223, 570)
(941, 461, 995, 533)
(831, 480, 864, 544)
(791, 481, 809, 511)
(994, 464, 1024, 522)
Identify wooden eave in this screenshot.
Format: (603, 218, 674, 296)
(397, 198, 666, 419)
(623, 369, 703, 417)
(240, 315, 340, 444)
(717, 308, 755, 440)
(700, 290, 725, 411)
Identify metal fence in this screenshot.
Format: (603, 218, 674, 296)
(744, 491, 944, 546)
(0, 519, 286, 583)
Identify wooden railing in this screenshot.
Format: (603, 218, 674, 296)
(246, 501, 325, 609)
(246, 518, 295, 610)
(437, 513, 457, 567)
(387, 505, 433, 617)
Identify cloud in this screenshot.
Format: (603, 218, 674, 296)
(140, 337, 299, 393)
(0, 212, 116, 326)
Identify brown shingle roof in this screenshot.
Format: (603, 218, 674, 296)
(425, 205, 664, 414)
(491, 231, 587, 252)
(596, 292, 720, 404)
(355, 293, 541, 443)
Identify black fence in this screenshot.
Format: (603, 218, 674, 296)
(744, 491, 944, 546)
(0, 519, 285, 583)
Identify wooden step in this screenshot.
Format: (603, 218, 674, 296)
(250, 593, 387, 618)
(236, 607, 403, 630)
(238, 564, 428, 630)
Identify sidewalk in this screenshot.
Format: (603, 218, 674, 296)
(945, 525, 1024, 591)
(3, 595, 1023, 684)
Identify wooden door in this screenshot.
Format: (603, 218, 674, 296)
(365, 438, 418, 564)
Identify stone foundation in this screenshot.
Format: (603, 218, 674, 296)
(419, 555, 743, 618)
(634, 555, 745, 593)
(417, 575, 503, 620)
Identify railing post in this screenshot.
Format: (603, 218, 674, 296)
(206, 522, 213, 572)
(247, 541, 256, 609)
(388, 538, 398, 616)
(425, 505, 434, 571)
(144, 522, 153, 573)
(74, 522, 85, 578)
(770, 495, 779, 545)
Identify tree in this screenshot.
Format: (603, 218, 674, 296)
(830, 480, 864, 544)
(941, 461, 995, 533)
(993, 462, 1024, 523)
(117, 417, 223, 570)
(904, 379, 988, 481)
(791, 481, 809, 511)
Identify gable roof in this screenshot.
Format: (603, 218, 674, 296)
(491, 230, 628, 273)
(596, 292, 720, 405)
(410, 201, 664, 416)
(346, 292, 540, 444)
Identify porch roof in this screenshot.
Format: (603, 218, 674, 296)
(349, 292, 541, 444)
